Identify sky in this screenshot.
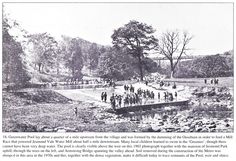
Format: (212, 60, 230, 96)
(3, 2, 233, 55)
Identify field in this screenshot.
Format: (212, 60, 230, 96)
(2, 77, 234, 132)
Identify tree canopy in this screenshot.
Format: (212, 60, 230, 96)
(111, 20, 158, 80)
(97, 47, 139, 80)
(2, 17, 30, 85)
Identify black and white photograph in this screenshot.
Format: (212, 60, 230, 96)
(2, 2, 234, 133)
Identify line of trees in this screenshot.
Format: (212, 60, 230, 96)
(5, 16, 212, 85)
(2, 15, 105, 85)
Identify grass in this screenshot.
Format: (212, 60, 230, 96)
(2, 90, 139, 132)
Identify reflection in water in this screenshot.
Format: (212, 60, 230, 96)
(122, 107, 183, 122)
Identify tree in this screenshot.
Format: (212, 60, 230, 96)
(97, 47, 139, 80)
(111, 20, 158, 81)
(2, 16, 30, 85)
(28, 33, 58, 73)
(158, 30, 192, 78)
(174, 54, 232, 78)
(192, 55, 230, 77)
(63, 38, 84, 79)
(87, 43, 100, 74)
(142, 57, 158, 73)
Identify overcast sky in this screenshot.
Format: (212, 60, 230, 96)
(4, 3, 233, 55)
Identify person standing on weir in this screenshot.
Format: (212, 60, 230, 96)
(175, 91, 178, 100)
(110, 93, 116, 110)
(101, 92, 104, 101)
(104, 92, 107, 102)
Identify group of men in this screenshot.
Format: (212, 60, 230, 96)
(204, 78, 219, 85)
(137, 88, 155, 99)
(102, 83, 179, 110)
(124, 84, 135, 92)
(110, 86, 157, 110)
(110, 94, 122, 110)
(162, 91, 178, 101)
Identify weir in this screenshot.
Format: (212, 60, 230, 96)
(115, 100, 189, 114)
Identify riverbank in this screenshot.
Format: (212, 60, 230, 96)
(2, 83, 234, 132)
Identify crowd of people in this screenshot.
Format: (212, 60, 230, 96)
(162, 91, 178, 102)
(101, 83, 179, 110)
(102, 84, 160, 110)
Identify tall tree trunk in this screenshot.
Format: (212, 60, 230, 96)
(170, 71, 174, 79)
(5, 61, 9, 82)
(89, 58, 92, 76)
(170, 60, 175, 79)
(56, 62, 60, 76)
(138, 56, 143, 81)
(42, 65, 44, 73)
(38, 63, 41, 72)
(72, 67, 75, 78)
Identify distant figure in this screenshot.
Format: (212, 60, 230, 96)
(204, 79, 207, 84)
(101, 92, 105, 101)
(214, 78, 219, 85)
(175, 92, 178, 100)
(145, 81, 148, 86)
(124, 96, 129, 107)
(113, 82, 116, 88)
(164, 92, 167, 101)
(211, 79, 213, 84)
(135, 93, 140, 105)
(151, 91, 155, 99)
(74, 107, 78, 117)
(129, 96, 133, 106)
(124, 85, 127, 91)
(169, 93, 173, 101)
(158, 92, 160, 101)
(104, 92, 107, 102)
(160, 81, 164, 87)
(110, 93, 116, 110)
(101, 92, 104, 101)
(172, 83, 176, 89)
(130, 85, 134, 93)
(118, 95, 122, 107)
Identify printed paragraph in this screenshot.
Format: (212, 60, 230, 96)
(2, 134, 233, 158)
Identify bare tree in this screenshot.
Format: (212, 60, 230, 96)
(159, 30, 192, 78)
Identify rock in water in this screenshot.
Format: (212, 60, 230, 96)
(57, 129, 66, 133)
